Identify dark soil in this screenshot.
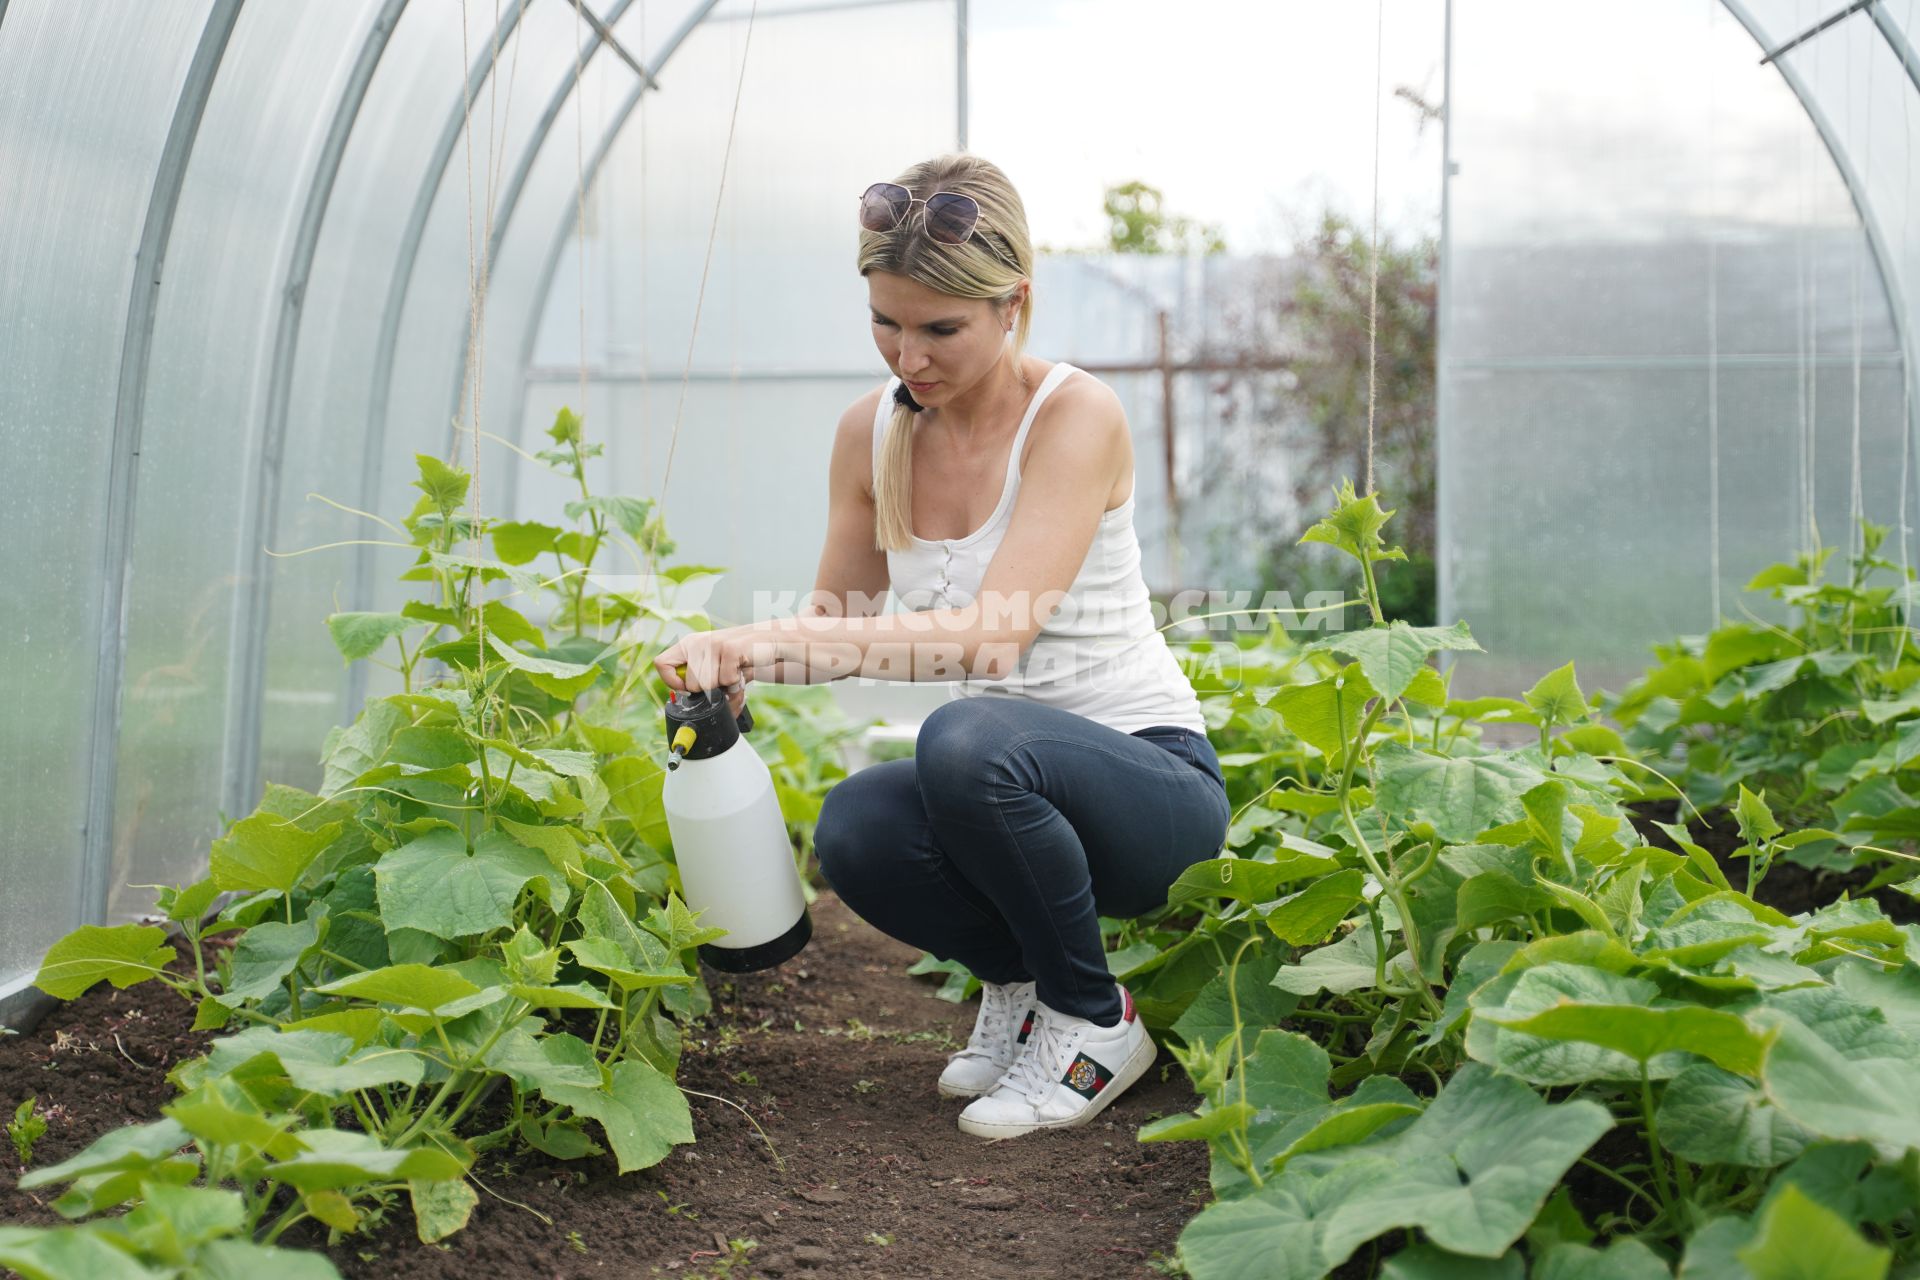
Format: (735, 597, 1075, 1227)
(1627, 799, 1920, 924)
(1, 895, 1210, 1279)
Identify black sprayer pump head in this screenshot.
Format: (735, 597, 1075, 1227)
(664, 683, 754, 767)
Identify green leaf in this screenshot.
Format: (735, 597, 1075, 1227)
(266, 1129, 466, 1192)
(157, 878, 222, 930)
(217, 916, 323, 1005)
(413, 453, 470, 512)
(325, 612, 417, 663)
(119, 1182, 245, 1260)
(209, 813, 342, 895)
(1302, 621, 1482, 705)
(1469, 965, 1693, 1085)
(1736, 1184, 1889, 1279)
(564, 494, 655, 540)
(1533, 1240, 1672, 1280)
(164, 1079, 303, 1163)
(1734, 785, 1784, 845)
(1657, 1064, 1812, 1168)
(374, 829, 559, 940)
(476, 600, 547, 650)
(544, 1060, 694, 1173)
(410, 1177, 478, 1243)
(1486, 1001, 1772, 1076)
(0, 1227, 164, 1280)
(1172, 950, 1299, 1053)
(519, 1113, 604, 1160)
(1524, 662, 1589, 728)
(313, 964, 483, 1015)
(1271, 666, 1377, 760)
(490, 520, 563, 566)
(1297, 479, 1402, 564)
(1165, 853, 1342, 910)
(202, 1026, 425, 1094)
(1370, 741, 1548, 843)
(33, 925, 176, 999)
(196, 1241, 344, 1280)
(1755, 987, 1920, 1150)
(1266, 1101, 1422, 1174)
(1272, 930, 1390, 998)
(1139, 1102, 1259, 1144)
(566, 936, 694, 991)
(1264, 870, 1364, 946)
(1381, 1246, 1523, 1280)
(486, 633, 602, 700)
(17, 1118, 190, 1190)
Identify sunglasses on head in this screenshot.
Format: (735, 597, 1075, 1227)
(859, 182, 1019, 268)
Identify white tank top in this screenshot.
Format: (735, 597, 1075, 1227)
(872, 361, 1207, 735)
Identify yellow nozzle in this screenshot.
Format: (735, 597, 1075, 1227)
(671, 725, 697, 755)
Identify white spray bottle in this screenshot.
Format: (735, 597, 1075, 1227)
(661, 667, 811, 971)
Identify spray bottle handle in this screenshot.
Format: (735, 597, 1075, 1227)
(674, 663, 754, 735)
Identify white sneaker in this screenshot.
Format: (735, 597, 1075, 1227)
(957, 986, 1156, 1139)
(937, 978, 1038, 1100)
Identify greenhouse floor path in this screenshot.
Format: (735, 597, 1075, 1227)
(1, 892, 1210, 1279)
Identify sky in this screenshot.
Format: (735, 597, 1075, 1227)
(965, 0, 1448, 254)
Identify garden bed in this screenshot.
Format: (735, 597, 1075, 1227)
(2, 893, 1209, 1279)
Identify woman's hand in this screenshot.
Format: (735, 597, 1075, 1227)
(654, 625, 782, 719)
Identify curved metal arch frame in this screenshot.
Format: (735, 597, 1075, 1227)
(1722, 0, 1920, 566)
(225, 0, 411, 823)
(0, 0, 244, 1033)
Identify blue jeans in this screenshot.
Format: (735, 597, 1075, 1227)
(813, 696, 1232, 1024)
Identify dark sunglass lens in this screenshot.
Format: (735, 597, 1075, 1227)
(923, 192, 980, 244)
(859, 183, 911, 231)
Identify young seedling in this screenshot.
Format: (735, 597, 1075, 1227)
(7, 1097, 47, 1166)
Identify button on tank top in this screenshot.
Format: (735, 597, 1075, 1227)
(873, 361, 1207, 736)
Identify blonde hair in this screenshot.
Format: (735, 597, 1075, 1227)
(858, 154, 1035, 552)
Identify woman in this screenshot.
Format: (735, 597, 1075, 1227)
(653, 154, 1230, 1139)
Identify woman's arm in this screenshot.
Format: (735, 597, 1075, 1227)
(659, 378, 1129, 696)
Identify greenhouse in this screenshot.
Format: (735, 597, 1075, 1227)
(4, 0, 1920, 1276)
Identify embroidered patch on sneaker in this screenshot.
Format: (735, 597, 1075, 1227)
(1061, 1052, 1114, 1099)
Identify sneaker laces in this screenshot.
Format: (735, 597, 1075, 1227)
(958, 980, 1025, 1062)
(999, 1007, 1082, 1103)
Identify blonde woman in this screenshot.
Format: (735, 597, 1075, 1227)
(653, 154, 1229, 1138)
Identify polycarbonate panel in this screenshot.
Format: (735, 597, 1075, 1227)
(262, 0, 474, 790)
(114, 0, 383, 919)
(511, 0, 957, 646)
(1440, 0, 1908, 698)
(0, 0, 212, 1018)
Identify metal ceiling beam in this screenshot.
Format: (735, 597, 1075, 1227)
(570, 0, 654, 85)
(226, 0, 409, 822)
(14, 0, 243, 1035)
(1867, 0, 1920, 90)
(349, 0, 535, 716)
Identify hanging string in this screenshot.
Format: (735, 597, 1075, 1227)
(656, 1, 760, 531)
(1706, 5, 1727, 616)
(1810, 4, 1823, 554)
(573, 0, 589, 419)
(1903, 0, 1917, 610)
(458, 1, 498, 692)
(1850, 14, 1867, 561)
(1364, 0, 1383, 497)
(1797, 0, 1813, 560)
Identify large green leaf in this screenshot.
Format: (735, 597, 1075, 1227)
(209, 813, 342, 895)
(1296, 480, 1402, 564)
(1179, 1065, 1611, 1278)
(325, 612, 417, 663)
(1272, 929, 1392, 998)
(1165, 853, 1341, 910)
(216, 916, 323, 1006)
(0, 1227, 162, 1280)
(1657, 1064, 1813, 1168)
(1302, 621, 1481, 705)
(196, 1240, 344, 1280)
(486, 633, 602, 700)
(1264, 870, 1365, 946)
(602, 754, 671, 851)
(1468, 964, 1694, 1085)
(374, 829, 558, 940)
(1736, 1184, 1889, 1280)
(117, 1183, 244, 1263)
(1524, 662, 1589, 728)
(412, 453, 469, 511)
(565, 936, 694, 991)
(313, 963, 484, 1015)
(544, 1060, 693, 1173)
(1756, 986, 1920, 1150)
(1171, 951, 1298, 1054)
(201, 1026, 424, 1094)
(1533, 1240, 1672, 1280)
(410, 1178, 479, 1244)
(1381, 1246, 1523, 1280)
(1486, 1000, 1772, 1077)
(33, 924, 177, 999)
(17, 1119, 191, 1191)
(1271, 666, 1376, 760)
(1370, 741, 1547, 843)
(265, 1129, 466, 1192)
